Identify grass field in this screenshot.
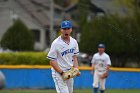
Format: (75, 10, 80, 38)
(0, 89, 140, 93)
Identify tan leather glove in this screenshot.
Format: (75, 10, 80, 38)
(101, 72, 108, 79)
(62, 67, 80, 80)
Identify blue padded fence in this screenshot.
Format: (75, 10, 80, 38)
(0, 68, 140, 89)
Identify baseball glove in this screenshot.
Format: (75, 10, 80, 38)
(101, 72, 108, 79)
(62, 67, 80, 80)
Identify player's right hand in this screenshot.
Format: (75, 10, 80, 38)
(72, 68, 81, 77)
(61, 71, 72, 80)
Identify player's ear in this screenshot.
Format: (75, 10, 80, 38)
(70, 28, 72, 32)
(60, 28, 63, 32)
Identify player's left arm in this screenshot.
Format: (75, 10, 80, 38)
(73, 55, 78, 68)
(106, 55, 111, 73)
(72, 40, 80, 76)
(106, 65, 110, 73)
(73, 55, 80, 76)
(101, 55, 111, 79)
(101, 64, 110, 79)
(73, 40, 79, 68)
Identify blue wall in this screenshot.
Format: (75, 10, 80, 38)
(0, 69, 140, 89)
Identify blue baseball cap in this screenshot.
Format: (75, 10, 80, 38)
(98, 44, 105, 48)
(61, 20, 72, 29)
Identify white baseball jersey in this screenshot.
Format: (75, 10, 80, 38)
(47, 36, 79, 71)
(91, 52, 111, 72)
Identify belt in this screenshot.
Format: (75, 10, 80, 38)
(97, 70, 106, 72)
(63, 68, 71, 72)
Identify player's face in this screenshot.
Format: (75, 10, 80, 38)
(61, 28, 72, 38)
(98, 48, 105, 54)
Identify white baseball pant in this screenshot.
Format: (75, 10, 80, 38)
(93, 70, 106, 90)
(52, 70, 73, 93)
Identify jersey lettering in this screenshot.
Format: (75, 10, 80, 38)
(61, 48, 75, 56)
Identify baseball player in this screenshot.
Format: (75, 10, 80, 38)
(91, 44, 111, 93)
(47, 20, 80, 93)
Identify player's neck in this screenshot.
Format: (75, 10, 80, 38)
(61, 35, 70, 44)
(99, 52, 104, 55)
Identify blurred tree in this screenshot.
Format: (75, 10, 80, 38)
(0, 19, 34, 51)
(78, 0, 90, 23)
(54, 0, 71, 7)
(116, 0, 140, 14)
(79, 14, 140, 67)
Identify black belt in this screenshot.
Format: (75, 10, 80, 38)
(98, 70, 106, 72)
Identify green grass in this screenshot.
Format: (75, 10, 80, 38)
(0, 89, 140, 93)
